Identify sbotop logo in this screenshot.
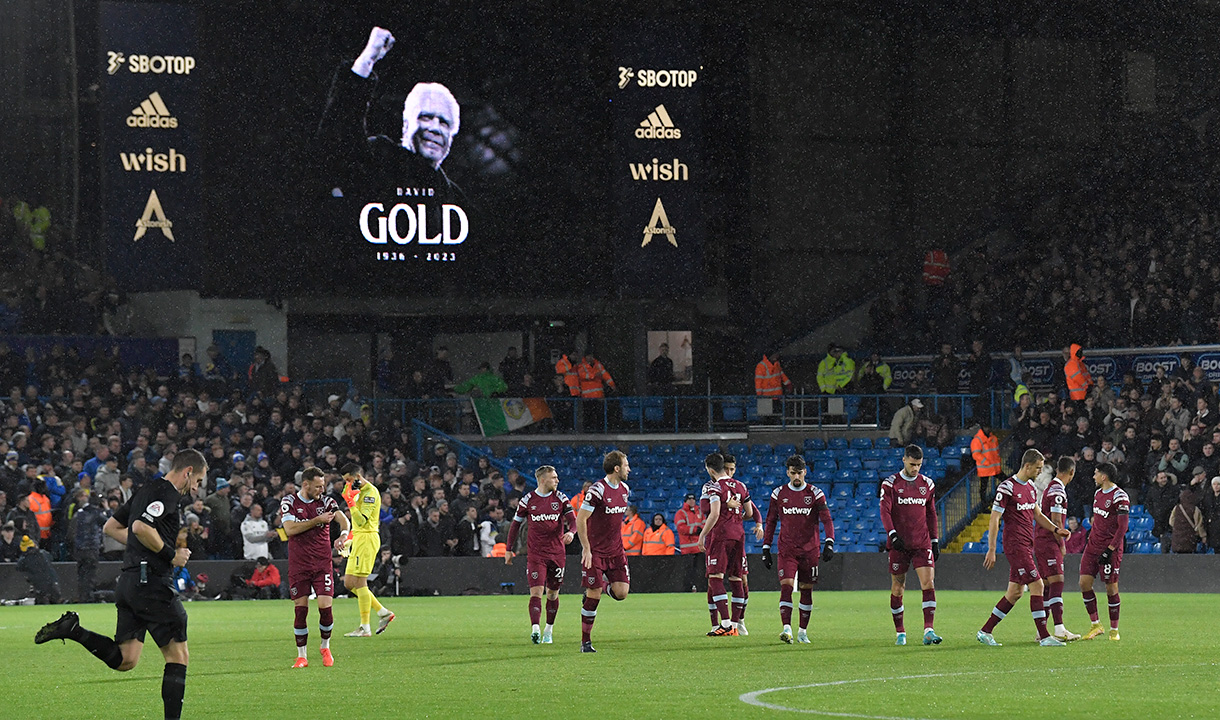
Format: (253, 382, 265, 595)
(617, 67, 698, 89)
(126, 92, 178, 129)
(107, 51, 195, 75)
(636, 105, 681, 139)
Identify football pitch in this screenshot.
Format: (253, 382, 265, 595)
(3, 591, 1215, 719)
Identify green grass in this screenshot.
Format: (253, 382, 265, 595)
(2, 591, 1215, 719)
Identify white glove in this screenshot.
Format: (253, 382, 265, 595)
(337, 531, 352, 557)
(352, 26, 395, 78)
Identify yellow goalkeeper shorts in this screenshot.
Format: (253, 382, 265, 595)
(344, 534, 379, 577)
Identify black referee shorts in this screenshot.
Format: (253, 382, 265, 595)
(115, 572, 189, 647)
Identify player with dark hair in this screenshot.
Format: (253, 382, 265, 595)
(575, 451, 632, 652)
(340, 463, 394, 637)
(281, 466, 349, 667)
(977, 449, 1071, 647)
(36, 449, 208, 720)
(506, 465, 576, 644)
(879, 445, 942, 646)
(722, 453, 753, 633)
(1034, 456, 1081, 642)
(697, 452, 761, 637)
(762, 455, 834, 644)
(1079, 461, 1128, 641)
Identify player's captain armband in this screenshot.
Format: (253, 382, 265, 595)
(276, 527, 288, 542)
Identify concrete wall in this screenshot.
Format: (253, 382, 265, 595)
(5, 553, 1217, 602)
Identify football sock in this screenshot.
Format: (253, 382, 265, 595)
(74, 626, 124, 670)
(707, 587, 719, 627)
(529, 596, 542, 626)
(982, 596, 1014, 633)
(1030, 594, 1049, 639)
(162, 662, 186, 720)
(1108, 592, 1120, 629)
(921, 588, 936, 630)
(1046, 581, 1064, 626)
(729, 578, 745, 623)
(580, 594, 599, 643)
(779, 584, 794, 626)
(545, 597, 559, 625)
(708, 577, 731, 626)
(1083, 589, 1099, 623)
(739, 578, 749, 619)
(369, 593, 384, 614)
(798, 588, 813, 631)
(890, 594, 905, 633)
(294, 605, 309, 650)
(354, 586, 372, 626)
(319, 606, 333, 649)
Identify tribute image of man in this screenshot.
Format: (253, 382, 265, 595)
(317, 26, 464, 203)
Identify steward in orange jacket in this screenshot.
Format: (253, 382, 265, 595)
(28, 489, 52, 540)
(673, 495, 705, 554)
(971, 422, 1001, 504)
(554, 355, 580, 396)
(755, 355, 792, 396)
(922, 248, 950, 286)
(621, 506, 645, 555)
(1064, 343, 1093, 401)
(576, 355, 615, 398)
(642, 515, 677, 555)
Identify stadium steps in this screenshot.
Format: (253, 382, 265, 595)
(946, 514, 991, 553)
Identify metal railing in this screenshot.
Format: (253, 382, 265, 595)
(368, 391, 1000, 437)
(936, 470, 1000, 547)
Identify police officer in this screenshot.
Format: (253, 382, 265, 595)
(35, 449, 207, 720)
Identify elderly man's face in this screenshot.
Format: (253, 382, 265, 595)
(411, 90, 456, 166)
(1212, 478, 1220, 493)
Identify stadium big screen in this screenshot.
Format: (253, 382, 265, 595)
(97, 1, 745, 299)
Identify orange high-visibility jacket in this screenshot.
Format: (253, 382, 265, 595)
(923, 249, 950, 286)
(971, 429, 1001, 478)
(555, 355, 580, 396)
(621, 514, 645, 555)
(642, 524, 676, 555)
(29, 492, 52, 539)
(1065, 343, 1093, 401)
(577, 357, 615, 398)
(674, 505, 705, 554)
(754, 356, 791, 396)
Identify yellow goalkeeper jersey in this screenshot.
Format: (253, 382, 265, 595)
(344, 481, 381, 535)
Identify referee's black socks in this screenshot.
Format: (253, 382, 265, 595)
(162, 662, 186, 720)
(75, 626, 124, 670)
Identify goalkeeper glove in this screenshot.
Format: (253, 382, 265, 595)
(821, 538, 834, 562)
(888, 530, 905, 552)
(1099, 546, 1113, 564)
(931, 539, 939, 561)
(338, 531, 352, 558)
(762, 546, 773, 569)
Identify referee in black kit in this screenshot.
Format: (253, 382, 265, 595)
(36, 449, 208, 720)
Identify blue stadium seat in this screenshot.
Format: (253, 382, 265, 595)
(815, 461, 838, 474)
(804, 438, 827, 451)
(629, 444, 649, 455)
(828, 438, 848, 450)
(751, 444, 772, 456)
(728, 443, 749, 457)
(835, 469, 855, 484)
(963, 542, 985, 554)
(862, 460, 882, 472)
(654, 445, 673, 454)
(1134, 542, 1153, 554)
(775, 444, 797, 456)
(850, 437, 872, 450)
(697, 444, 719, 455)
(721, 402, 745, 423)
(676, 444, 696, 455)
(807, 449, 833, 460)
(840, 457, 863, 470)
(833, 486, 853, 500)
(1129, 504, 1146, 516)
(620, 399, 642, 423)
(873, 437, 893, 448)
(600, 445, 618, 454)
(813, 469, 834, 484)
(576, 444, 597, 456)
(642, 398, 664, 423)
(507, 445, 529, 457)
(921, 447, 940, 459)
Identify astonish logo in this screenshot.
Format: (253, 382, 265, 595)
(641, 198, 676, 248)
(133, 189, 173, 241)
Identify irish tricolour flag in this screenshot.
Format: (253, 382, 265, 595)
(472, 398, 552, 437)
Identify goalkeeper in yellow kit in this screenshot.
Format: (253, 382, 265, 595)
(339, 464, 395, 636)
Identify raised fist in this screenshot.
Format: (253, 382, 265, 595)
(362, 26, 395, 64)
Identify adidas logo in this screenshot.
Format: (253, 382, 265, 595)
(126, 92, 179, 129)
(636, 104, 681, 139)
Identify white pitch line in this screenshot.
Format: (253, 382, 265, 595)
(739, 663, 1216, 719)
